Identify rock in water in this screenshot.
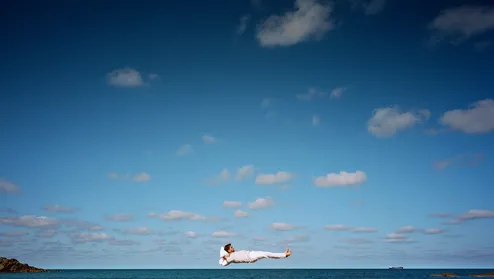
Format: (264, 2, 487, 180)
(0, 257, 47, 272)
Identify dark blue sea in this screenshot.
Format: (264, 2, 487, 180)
(1, 269, 493, 279)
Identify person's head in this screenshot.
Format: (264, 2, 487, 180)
(224, 243, 234, 253)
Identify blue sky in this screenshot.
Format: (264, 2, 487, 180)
(1, 0, 494, 269)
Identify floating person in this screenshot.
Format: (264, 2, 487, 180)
(219, 243, 292, 266)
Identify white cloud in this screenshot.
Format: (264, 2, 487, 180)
(59, 219, 103, 231)
(236, 165, 255, 181)
(107, 68, 143, 87)
(123, 227, 154, 235)
(149, 210, 211, 221)
(202, 135, 217, 144)
(106, 214, 133, 222)
(108, 172, 151, 183)
(148, 73, 160, 81)
(330, 87, 346, 99)
(367, 107, 430, 137)
(223, 201, 242, 208)
(35, 229, 57, 238)
(296, 88, 327, 101)
(176, 144, 194, 156)
(343, 237, 373, 244)
(433, 153, 484, 170)
(363, 0, 385, 15)
(429, 5, 494, 44)
(314, 171, 367, 187)
(424, 228, 444, 234)
(0, 215, 57, 228)
(186, 231, 198, 238)
(352, 227, 378, 233)
(0, 179, 20, 193)
(256, 0, 334, 47)
(439, 99, 494, 134)
(458, 209, 494, 220)
(384, 233, 415, 243)
(271, 222, 298, 231)
(396, 226, 417, 233)
(234, 210, 249, 218)
(237, 15, 250, 34)
(133, 172, 151, 182)
(42, 205, 76, 213)
(312, 115, 320, 126)
(207, 169, 231, 185)
(212, 231, 237, 238)
(248, 197, 274, 210)
(71, 232, 111, 243)
(256, 171, 293, 185)
(324, 224, 353, 231)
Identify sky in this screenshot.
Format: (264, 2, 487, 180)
(1, 0, 494, 270)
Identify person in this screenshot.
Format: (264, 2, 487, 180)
(219, 243, 292, 266)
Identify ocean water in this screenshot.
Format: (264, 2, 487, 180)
(1, 269, 493, 279)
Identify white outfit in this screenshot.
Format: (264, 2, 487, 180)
(219, 250, 286, 266)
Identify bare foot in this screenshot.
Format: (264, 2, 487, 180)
(285, 249, 292, 257)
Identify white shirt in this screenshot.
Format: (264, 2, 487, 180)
(219, 250, 252, 266)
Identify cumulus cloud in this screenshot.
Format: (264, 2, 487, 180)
(148, 210, 214, 221)
(202, 135, 217, 144)
(107, 68, 143, 87)
(384, 233, 412, 243)
(0, 179, 20, 193)
(223, 201, 242, 208)
(271, 222, 299, 231)
(428, 6, 494, 44)
(206, 169, 231, 185)
(59, 219, 103, 231)
(330, 87, 346, 99)
(234, 210, 249, 218)
(256, 172, 293, 185)
(424, 228, 444, 234)
(0, 215, 57, 228)
(352, 227, 378, 233)
(237, 15, 250, 35)
(248, 197, 274, 210)
(176, 144, 194, 156)
(296, 88, 327, 101)
(70, 232, 111, 243)
(108, 172, 151, 182)
(433, 153, 484, 170)
(212, 231, 237, 238)
(439, 99, 494, 134)
(314, 171, 367, 187)
(185, 231, 198, 238)
(256, 0, 334, 47)
(312, 115, 320, 126)
(458, 209, 494, 220)
(368, 107, 430, 137)
(342, 238, 373, 244)
(43, 205, 76, 213)
(122, 227, 155, 235)
(324, 224, 353, 231)
(396, 226, 417, 233)
(35, 229, 58, 238)
(133, 172, 151, 182)
(236, 165, 255, 181)
(105, 214, 133, 222)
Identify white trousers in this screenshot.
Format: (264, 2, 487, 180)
(248, 251, 286, 262)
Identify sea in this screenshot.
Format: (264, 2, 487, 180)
(1, 269, 494, 279)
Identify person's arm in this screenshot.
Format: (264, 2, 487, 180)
(219, 256, 230, 266)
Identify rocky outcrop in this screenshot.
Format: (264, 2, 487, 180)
(0, 257, 47, 272)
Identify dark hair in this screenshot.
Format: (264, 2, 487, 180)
(224, 243, 232, 252)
